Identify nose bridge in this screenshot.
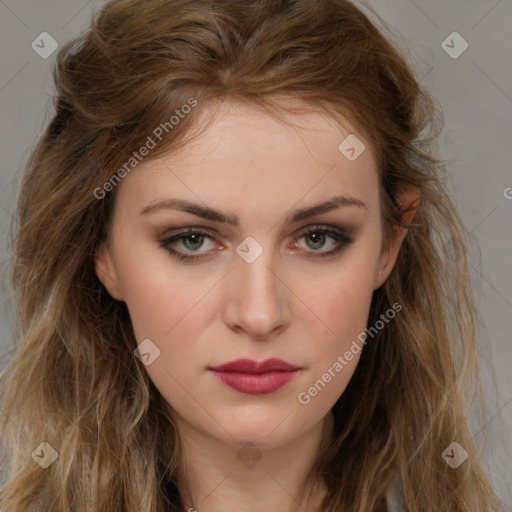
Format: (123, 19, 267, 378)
(223, 236, 288, 338)
(237, 238, 281, 307)
(239, 247, 277, 300)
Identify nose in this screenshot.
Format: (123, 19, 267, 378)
(222, 245, 290, 341)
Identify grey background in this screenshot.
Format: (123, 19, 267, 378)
(0, 0, 510, 506)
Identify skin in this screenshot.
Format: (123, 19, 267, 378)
(95, 99, 419, 512)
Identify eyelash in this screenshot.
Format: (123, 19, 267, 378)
(159, 225, 354, 262)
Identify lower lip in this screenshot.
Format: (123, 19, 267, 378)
(210, 370, 299, 395)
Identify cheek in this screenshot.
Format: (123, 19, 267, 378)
(306, 250, 377, 342)
(297, 251, 378, 403)
(113, 241, 210, 344)
(116, 253, 216, 397)
(326, 270, 373, 328)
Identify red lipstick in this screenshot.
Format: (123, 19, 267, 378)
(209, 358, 301, 395)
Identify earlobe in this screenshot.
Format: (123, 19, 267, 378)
(373, 226, 407, 290)
(94, 242, 124, 301)
(373, 186, 421, 290)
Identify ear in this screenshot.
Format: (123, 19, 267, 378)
(94, 241, 125, 301)
(373, 185, 420, 290)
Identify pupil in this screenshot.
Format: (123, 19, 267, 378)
(185, 234, 203, 250)
(307, 232, 325, 249)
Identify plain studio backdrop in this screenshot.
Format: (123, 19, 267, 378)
(0, 0, 510, 507)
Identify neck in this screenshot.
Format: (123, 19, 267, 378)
(174, 412, 334, 512)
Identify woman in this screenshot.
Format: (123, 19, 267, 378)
(0, 0, 504, 510)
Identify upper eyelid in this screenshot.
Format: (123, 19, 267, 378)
(161, 223, 350, 238)
(160, 224, 352, 248)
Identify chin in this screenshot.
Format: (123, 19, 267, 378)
(210, 409, 308, 449)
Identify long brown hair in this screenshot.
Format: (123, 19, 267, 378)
(0, 0, 503, 510)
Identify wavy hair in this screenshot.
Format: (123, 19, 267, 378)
(0, 0, 503, 510)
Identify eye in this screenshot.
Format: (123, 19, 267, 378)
(159, 225, 354, 262)
(159, 228, 218, 261)
(290, 225, 354, 258)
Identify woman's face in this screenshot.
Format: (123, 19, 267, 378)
(95, 100, 407, 450)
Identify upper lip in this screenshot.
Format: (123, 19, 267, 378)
(209, 358, 301, 374)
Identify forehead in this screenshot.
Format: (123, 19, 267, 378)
(113, 99, 380, 221)
(165, 99, 374, 167)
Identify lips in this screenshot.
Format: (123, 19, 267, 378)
(209, 358, 301, 395)
(210, 358, 301, 373)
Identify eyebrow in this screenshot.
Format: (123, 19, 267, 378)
(140, 194, 367, 225)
